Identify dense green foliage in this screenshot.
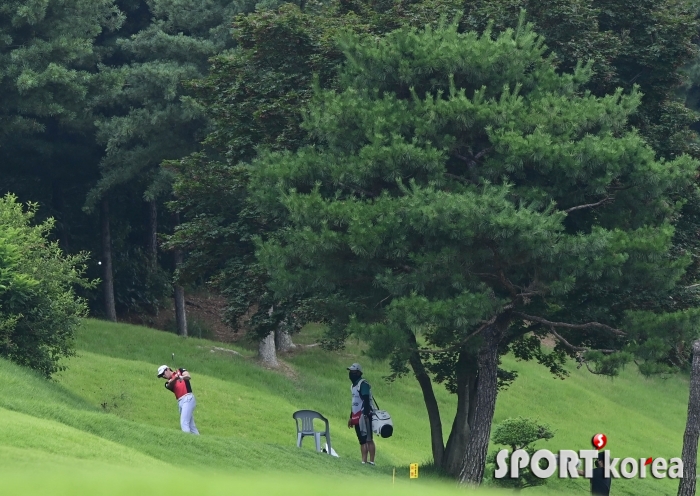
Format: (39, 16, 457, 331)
(86, 0, 258, 208)
(3, 0, 699, 332)
(246, 20, 699, 481)
(82, 0, 265, 318)
(250, 19, 697, 388)
(0, 0, 123, 139)
(0, 0, 122, 272)
(371, 0, 700, 159)
(0, 195, 94, 376)
(167, 5, 367, 338)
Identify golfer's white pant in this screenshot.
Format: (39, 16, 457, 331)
(178, 393, 199, 434)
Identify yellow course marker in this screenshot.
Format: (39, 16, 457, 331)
(409, 463, 418, 479)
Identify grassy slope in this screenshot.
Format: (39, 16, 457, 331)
(0, 318, 694, 495)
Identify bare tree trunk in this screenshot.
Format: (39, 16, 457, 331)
(408, 348, 445, 469)
(52, 180, 70, 251)
(146, 200, 160, 316)
(147, 200, 158, 265)
(443, 350, 478, 477)
(275, 325, 296, 352)
(259, 330, 279, 367)
(677, 339, 700, 496)
(173, 276, 187, 337)
(173, 212, 187, 337)
(101, 197, 117, 322)
(459, 322, 504, 485)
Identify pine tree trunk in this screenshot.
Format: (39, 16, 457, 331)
(174, 278, 187, 337)
(443, 350, 478, 477)
(408, 348, 445, 469)
(259, 330, 279, 367)
(147, 200, 158, 266)
(52, 180, 70, 251)
(173, 212, 187, 337)
(677, 339, 700, 496)
(459, 323, 503, 485)
(275, 325, 296, 352)
(101, 197, 117, 322)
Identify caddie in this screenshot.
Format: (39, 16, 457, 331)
(346, 363, 376, 465)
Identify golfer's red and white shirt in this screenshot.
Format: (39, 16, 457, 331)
(165, 368, 193, 400)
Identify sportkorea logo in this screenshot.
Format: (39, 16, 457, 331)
(494, 433, 683, 481)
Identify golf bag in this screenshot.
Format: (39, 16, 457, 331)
(370, 396, 393, 438)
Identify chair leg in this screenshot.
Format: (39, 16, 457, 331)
(297, 432, 303, 448)
(314, 433, 321, 453)
(326, 434, 332, 455)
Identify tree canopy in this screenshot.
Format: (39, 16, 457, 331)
(166, 5, 368, 339)
(0, 0, 123, 140)
(247, 20, 699, 482)
(86, 0, 258, 209)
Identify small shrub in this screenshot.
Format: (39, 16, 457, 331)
(486, 417, 554, 490)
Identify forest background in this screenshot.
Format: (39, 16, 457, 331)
(5, 0, 700, 490)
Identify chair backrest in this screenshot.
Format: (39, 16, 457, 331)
(293, 409, 328, 434)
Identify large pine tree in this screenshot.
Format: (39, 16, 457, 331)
(0, 0, 124, 248)
(86, 0, 258, 208)
(248, 22, 699, 482)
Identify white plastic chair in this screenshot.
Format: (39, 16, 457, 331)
(292, 410, 332, 454)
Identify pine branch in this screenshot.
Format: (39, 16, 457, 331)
(547, 327, 616, 354)
(564, 196, 613, 214)
(374, 293, 392, 308)
(417, 325, 484, 354)
(514, 312, 625, 336)
(578, 356, 605, 375)
(417, 303, 515, 354)
(337, 182, 377, 198)
(473, 147, 492, 160)
(444, 172, 471, 184)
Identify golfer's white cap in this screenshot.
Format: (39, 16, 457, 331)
(157, 365, 168, 377)
(347, 363, 362, 372)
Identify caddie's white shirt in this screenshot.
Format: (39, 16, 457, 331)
(351, 380, 365, 415)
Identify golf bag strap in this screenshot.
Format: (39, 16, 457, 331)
(358, 379, 379, 410)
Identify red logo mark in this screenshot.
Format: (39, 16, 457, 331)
(592, 433, 607, 450)
(644, 457, 652, 466)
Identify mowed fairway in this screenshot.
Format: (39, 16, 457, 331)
(0, 319, 696, 495)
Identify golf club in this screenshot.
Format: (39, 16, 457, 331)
(172, 353, 183, 381)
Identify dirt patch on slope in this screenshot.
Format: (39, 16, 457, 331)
(121, 290, 244, 343)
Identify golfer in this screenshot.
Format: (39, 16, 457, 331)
(347, 363, 376, 465)
(157, 365, 199, 434)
